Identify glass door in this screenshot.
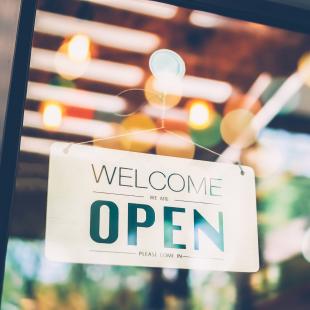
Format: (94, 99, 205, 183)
(1, 0, 310, 309)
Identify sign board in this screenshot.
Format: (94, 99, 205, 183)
(46, 142, 259, 272)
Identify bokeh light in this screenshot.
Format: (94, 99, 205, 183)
(220, 109, 257, 149)
(185, 99, 222, 148)
(54, 34, 92, 80)
(302, 228, 310, 263)
(144, 75, 183, 109)
(162, 268, 178, 281)
(120, 113, 157, 152)
(156, 131, 195, 159)
(40, 101, 64, 130)
(188, 100, 212, 130)
(67, 34, 91, 62)
(298, 52, 310, 87)
(190, 112, 222, 148)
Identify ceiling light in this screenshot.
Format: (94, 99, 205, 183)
(30, 48, 144, 87)
(41, 101, 64, 130)
(82, 0, 178, 19)
(35, 10, 160, 54)
(20, 136, 59, 155)
(23, 110, 115, 138)
(67, 34, 91, 62)
(183, 75, 232, 103)
(189, 100, 212, 130)
(189, 11, 227, 28)
(27, 82, 127, 113)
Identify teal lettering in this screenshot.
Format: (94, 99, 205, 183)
(128, 203, 155, 245)
(91, 164, 117, 184)
(164, 207, 186, 249)
(194, 210, 224, 251)
(188, 176, 207, 194)
(210, 178, 223, 196)
(90, 200, 119, 243)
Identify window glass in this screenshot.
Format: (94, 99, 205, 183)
(2, 0, 310, 309)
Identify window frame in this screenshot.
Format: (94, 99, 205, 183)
(0, 0, 309, 304)
(0, 0, 37, 301)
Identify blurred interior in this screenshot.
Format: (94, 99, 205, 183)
(2, 0, 310, 309)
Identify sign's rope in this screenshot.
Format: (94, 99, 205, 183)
(63, 88, 245, 175)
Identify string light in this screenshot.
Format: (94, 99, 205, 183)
(54, 34, 92, 80)
(188, 100, 212, 130)
(186, 100, 222, 148)
(41, 101, 64, 130)
(67, 34, 91, 62)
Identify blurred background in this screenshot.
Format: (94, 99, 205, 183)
(2, 0, 310, 309)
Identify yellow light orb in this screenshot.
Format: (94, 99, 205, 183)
(220, 109, 256, 149)
(120, 113, 157, 153)
(144, 75, 182, 109)
(54, 35, 92, 80)
(156, 131, 195, 159)
(41, 101, 63, 130)
(298, 52, 310, 86)
(68, 34, 91, 62)
(189, 100, 212, 130)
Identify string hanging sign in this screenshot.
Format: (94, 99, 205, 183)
(45, 50, 259, 272)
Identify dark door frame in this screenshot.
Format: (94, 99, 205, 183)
(0, 0, 309, 304)
(0, 0, 37, 301)
(156, 0, 310, 33)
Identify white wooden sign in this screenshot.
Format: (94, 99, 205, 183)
(46, 142, 259, 272)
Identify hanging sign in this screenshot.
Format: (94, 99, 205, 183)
(46, 142, 259, 272)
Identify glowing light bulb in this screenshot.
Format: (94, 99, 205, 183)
(189, 101, 211, 130)
(67, 34, 91, 62)
(41, 101, 63, 130)
(54, 34, 92, 80)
